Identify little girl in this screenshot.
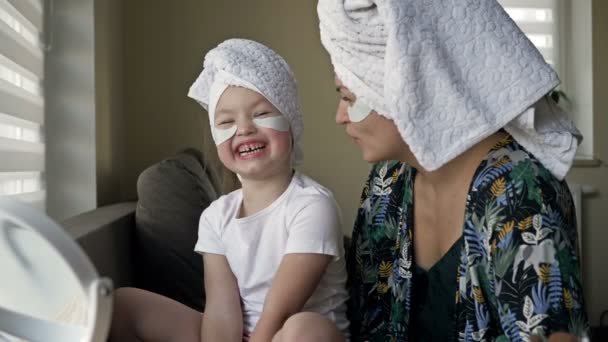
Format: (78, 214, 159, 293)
(109, 39, 349, 342)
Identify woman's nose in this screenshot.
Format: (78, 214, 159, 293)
(335, 101, 351, 125)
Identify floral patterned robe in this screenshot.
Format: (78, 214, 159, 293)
(347, 135, 589, 341)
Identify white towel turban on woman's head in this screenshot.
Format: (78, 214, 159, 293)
(188, 38, 304, 165)
(318, 0, 581, 179)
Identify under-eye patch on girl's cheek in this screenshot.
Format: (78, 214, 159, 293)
(348, 100, 372, 122)
(253, 115, 290, 132)
(211, 115, 289, 145)
(212, 125, 237, 145)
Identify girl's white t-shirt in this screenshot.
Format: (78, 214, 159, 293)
(194, 172, 349, 335)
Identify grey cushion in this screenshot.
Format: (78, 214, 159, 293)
(134, 148, 220, 311)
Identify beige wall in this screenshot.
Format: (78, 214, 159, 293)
(95, 0, 125, 206)
(114, 0, 607, 325)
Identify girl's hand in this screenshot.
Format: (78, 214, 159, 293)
(251, 253, 333, 341)
(200, 254, 243, 342)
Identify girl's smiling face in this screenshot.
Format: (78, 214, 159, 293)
(214, 86, 292, 180)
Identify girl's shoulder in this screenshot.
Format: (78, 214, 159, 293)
(291, 172, 338, 201)
(201, 188, 243, 222)
(286, 172, 341, 215)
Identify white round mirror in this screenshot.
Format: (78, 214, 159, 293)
(0, 198, 113, 342)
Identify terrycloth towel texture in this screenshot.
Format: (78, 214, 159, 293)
(188, 39, 304, 165)
(318, 0, 581, 179)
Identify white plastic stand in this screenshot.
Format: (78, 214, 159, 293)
(0, 197, 113, 342)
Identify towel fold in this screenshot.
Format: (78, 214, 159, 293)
(188, 39, 304, 165)
(319, 0, 581, 179)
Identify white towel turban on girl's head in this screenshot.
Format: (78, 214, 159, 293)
(318, 0, 582, 179)
(188, 38, 304, 165)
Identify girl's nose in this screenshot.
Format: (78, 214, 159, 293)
(335, 101, 351, 125)
(236, 118, 257, 136)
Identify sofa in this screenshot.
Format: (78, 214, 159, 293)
(64, 148, 222, 312)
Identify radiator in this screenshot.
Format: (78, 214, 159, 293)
(569, 184, 597, 342)
(568, 183, 596, 259)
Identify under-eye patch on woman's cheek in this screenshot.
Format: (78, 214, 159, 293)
(212, 125, 237, 145)
(348, 99, 372, 122)
(253, 115, 290, 132)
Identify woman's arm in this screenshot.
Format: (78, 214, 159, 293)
(200, 253, 243, 342)
(249, 253, 332, 342)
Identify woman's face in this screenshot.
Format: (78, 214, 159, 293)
(334, 77, 410, 163)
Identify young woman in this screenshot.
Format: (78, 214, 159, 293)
(317, 0, 589, 341)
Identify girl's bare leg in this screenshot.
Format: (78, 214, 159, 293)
(271, 312, 345, 342)
(109, 287, 202, 342)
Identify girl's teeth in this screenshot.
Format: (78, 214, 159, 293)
(239, 145, 265, 155)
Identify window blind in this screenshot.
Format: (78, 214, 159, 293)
(498, 0, 561, 72)
(0, 0, 45, 209)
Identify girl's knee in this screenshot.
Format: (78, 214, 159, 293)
(276, 312, 343, 342)
(112, 287, 143, 316)
(110, 288, 138, 335)
(110, 287, 154, 341)
(112, 287, 135, 316)
(110, 287, 202, 342)
(113, 287, 139, 302)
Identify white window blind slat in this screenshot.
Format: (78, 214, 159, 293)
(535, 47, 554, 63)
(0, 79, 44, 124)
(498, 0, 561, 73)
(0, 136, 43, 153)
(0, 1, 43, 78)
(0, 0, 45, 208)
(0, 150, 44, 172)
(500, 0, 557, 8)
(0, 171, 42, 195)
(527, 34, 553, 49)
(1, 0, 41, 46)
(5, 0, 43, 32)
(514, 22, 554, 35)
(0, 170, 39, 181)
(0, 112, 41, 143)
(0, 22, 43, 77)
(6, 190, 46, 209)
(0, 111, 40, 130)
(0, 53, 42, 96)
